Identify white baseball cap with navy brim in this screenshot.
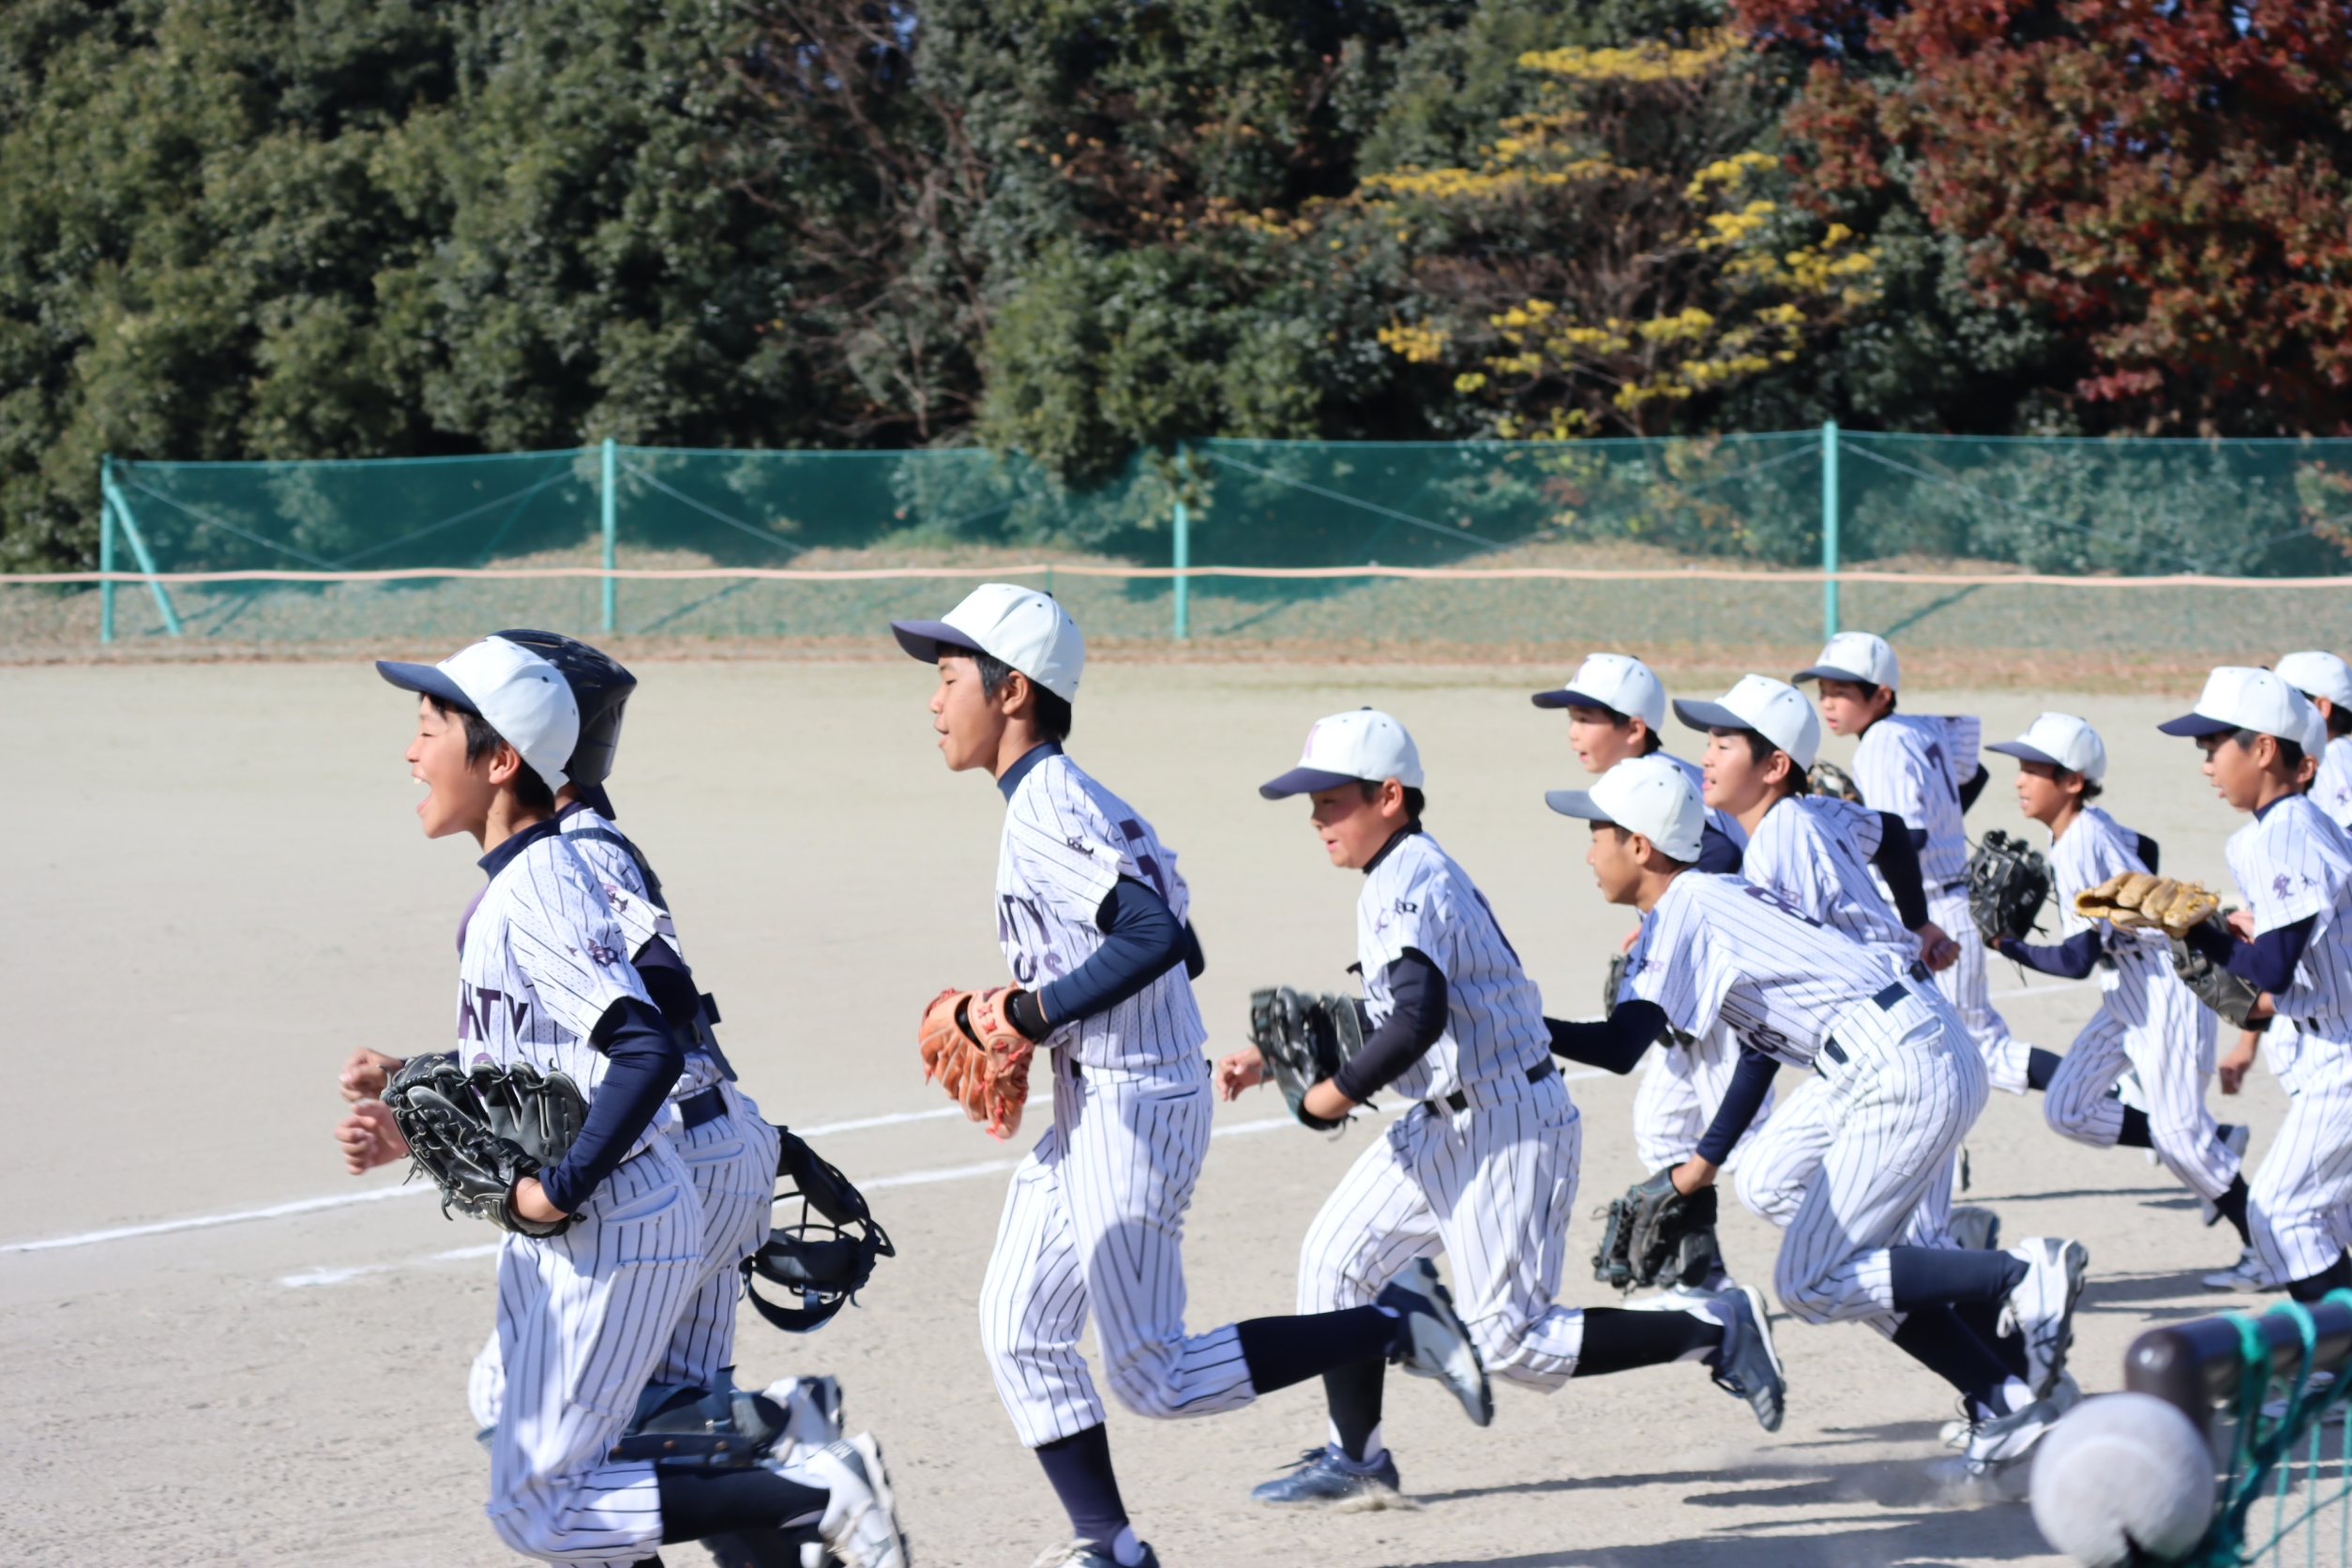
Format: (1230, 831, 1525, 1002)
(1794, 630, 1902, 690)
(1261, 709, 1424, 799)
(2158, 666, 2316, 742)
(1530, 652, 1666, 729)
(2277, 651, 2352, 711)
(1544, 753, 1706, 863)
(890, 582, 1085, 703)
(377, 636, 580, 792)
(1672, 673, 1821, 770)
(1987, 713, 2108, 782)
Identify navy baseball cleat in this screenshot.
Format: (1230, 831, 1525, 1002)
(1250, 1445, 1406, 1510)
(1705, 1284, 1787, 1432)
(1379, 1258, 1493, 1426)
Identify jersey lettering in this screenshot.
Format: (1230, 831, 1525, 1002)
(1741, 882, 1824, 928)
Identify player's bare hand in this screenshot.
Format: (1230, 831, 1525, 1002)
(510, 1177, 565, 1226)
(1619, 926, 1641, 955)
(1669, 1155, 1720, 1196)
(2218, 1030, 2261, 1095)
(1916, 921, 1961, 972)
(2227, 908, 2257, 941)
(1215, 1047, 1266, 1101)
(336, 1100, 408, 1173)
(339, 1047, 405, 1103)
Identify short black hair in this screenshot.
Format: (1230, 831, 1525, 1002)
(428, 696, 556, 812)
(973, 649, 1073, 742)
(2076, 776, 2104, 801)
(1580, 701, 1664, 754)
(1734, 729, 1810, 794)
(2233, 728, 2305, 773)
(1356, 778, 1427, 823)
(2331, 705, 2352, 740)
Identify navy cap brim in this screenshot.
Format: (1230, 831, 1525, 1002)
(1792, 663, 1870, 685)
(1984, 739, 2063, 767)
(889, 618, 986, 664)
(1544, 788, 1616, 822)
(1259, 766, 1364, 800)
(1672, 698, 1749, 734)
(1530, 686, 1613, 712)
(377, 658, 475, 714)
(2157, 712, 2239, 737)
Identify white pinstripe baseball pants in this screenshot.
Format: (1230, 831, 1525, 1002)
(1298, 1073, 1587, 1388)
(468, 1082, 780, 1428)
(979, 1050, 1256, 1449)
(1929, 886, 2036, 1095)
(1735, 991, 1988, 1327)
(2251, 1036, 2352, 1283)
(483, 1137, 702, 1565)
(1633, 1023, 1775, 1172)
(2043, 967, 2236, 1202)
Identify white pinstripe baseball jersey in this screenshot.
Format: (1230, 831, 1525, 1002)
(1357, 830, 1552, 1105)
(1661, 749, 1749, 851)
(2047, 806, 2165, 974)
(558, 808, 726, 1103)
(1621, 872, 1907, 1069)
(1850, 714, 1971, 884)
(1738, 794, 1912, 964)
(999, 750, 1204, 1070)
(458, 829, 652, 1104)
(2314, 735, 2352, 831)
(2226, 794, 2352, 1038)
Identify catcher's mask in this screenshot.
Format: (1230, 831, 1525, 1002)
(742, 1126, 894, 1334)
(492, 628, 636, 817)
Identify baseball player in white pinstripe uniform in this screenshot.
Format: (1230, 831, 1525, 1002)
(1214, 710, 1784, 1510)
(336, 636, 906, 1568)
(1977, 714, 2251, 1265)
(893, 588, 1492, 1568)
(1547, 757, 2089, 1481)
(1532, 656, 1761, 1207)
(2281, 652, 2352, 832)
(1797, 633, 2047, 1097)
(2163, 667, 2352, 1305)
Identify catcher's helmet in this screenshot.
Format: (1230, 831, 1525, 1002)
(493, 629, 636, 816)
(742, 1126, 894, 1334)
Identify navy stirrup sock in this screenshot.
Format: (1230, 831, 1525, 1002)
(1892, 1305, 2014, 1411)
(2026, 1048, 2063, 1093)
(1323, 1358, 1385, 1460)
(1035, 1424, 1130, 1553)
(1888, 1245, 2028, 1311)
(1236, 1305, 1396, 1395)
(656, 1470, 827, 1543)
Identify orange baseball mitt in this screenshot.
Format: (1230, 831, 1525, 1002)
(918, 987, 1035, 1141)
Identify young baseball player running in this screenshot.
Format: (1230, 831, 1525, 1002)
(1979, 714, 2252, 1262)
(892, 587, 1491, 1568)
(1214, 710, 1784, 1510)
(1534, 655, 1757, 1264)
(1546, 757, 2089, 1481)
(334, 636, 906, 1568)
(1797, 633, 2050, 1097)
(342, 633, 789, 1441)
(2280, 651, 2352, 832)
(2162, 668, 2352, 1305)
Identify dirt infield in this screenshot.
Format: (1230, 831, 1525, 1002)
(0, 660, 2287, 1566)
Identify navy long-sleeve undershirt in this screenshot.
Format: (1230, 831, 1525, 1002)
(1957, 764, 1991, 813)
(1007, 876, 1197, 1039)
(1696, 822, 1742, 874)
(1694, 1048, 1781, 1166)
(1872, 811, 1930, 927)
(1546, 1001, 1671, 1075)
(1333, 950, 1449, 1102)
(1998, 928, 2103, 980)
(537, 995, 686, 1214)
(2184, 913, 2316, 995)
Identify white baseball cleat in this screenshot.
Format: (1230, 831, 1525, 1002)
(1998, 1238, 2089, 1400)
(794, 1434, 910, 1568)
(1937, 1370, 2079, 1449)
(1947, 1206, 2002, 1251)
(1927, 1395, 2066, 1484)
(1379, 1258, 1493, 1427)
(2204, 1246, 2276, 1293)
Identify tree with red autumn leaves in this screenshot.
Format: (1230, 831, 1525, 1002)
(1735, 0, 2352, 435)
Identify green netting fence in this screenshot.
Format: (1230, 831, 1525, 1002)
(13, 428, 2352, 662)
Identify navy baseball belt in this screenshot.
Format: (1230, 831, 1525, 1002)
(1818, 980, 1916, 1069)
(1428, 1059, 1556, 1114)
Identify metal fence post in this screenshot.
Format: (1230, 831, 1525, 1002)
(99, 460, 183, 636)
(1820, 419, 1841, 640)
(1171, 452, 1190, 641)
(99, 455, 116, 644)
(600, 438, 618, 634)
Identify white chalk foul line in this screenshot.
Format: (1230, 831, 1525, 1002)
(21, 1075, 1608, 1259)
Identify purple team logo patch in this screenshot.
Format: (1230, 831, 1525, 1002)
(2277, 873, 2296, 899)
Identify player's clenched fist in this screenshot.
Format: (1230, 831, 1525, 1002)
(1214, 1045, 1266, 1101)
(335, 1099, 409, 1174)
(339, 1046, 406, 1103)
